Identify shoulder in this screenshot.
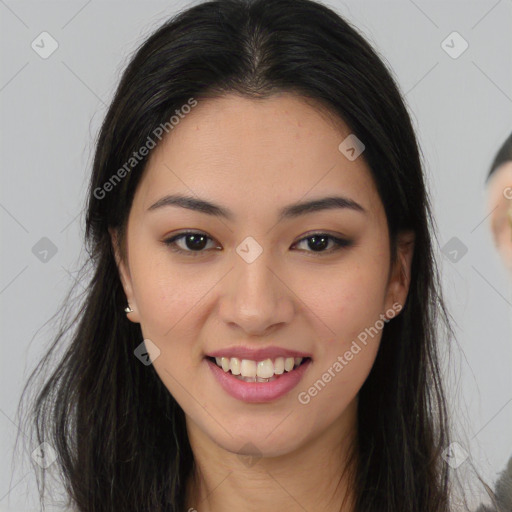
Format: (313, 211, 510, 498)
(494, 455, 512, 509)
(474, 455, 512, 512)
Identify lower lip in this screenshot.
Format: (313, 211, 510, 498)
(205, 358, 312, 403)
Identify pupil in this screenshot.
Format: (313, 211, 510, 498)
(186, 234, 207, 250)
(309, 235, 328, 251)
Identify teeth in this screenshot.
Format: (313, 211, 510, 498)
(213, 355, 305, 378)
(240, 359, 257, 378)
(257, 359, 274, 379)
(229, 357, 241, 375)
(284, 357, 294, 372)
(274, 357, 285, 375)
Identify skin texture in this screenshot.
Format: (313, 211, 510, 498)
(487, 161, 512, 275)
(111, 93, 414, 512)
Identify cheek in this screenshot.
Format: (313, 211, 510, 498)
(298, 343, 378, 431)
(128, 249, 209, 399)
(298, 257, 389, 342)
(297, 274, 385, 419)
(295, 251, 388, 396)
(129, 247, 210, 339)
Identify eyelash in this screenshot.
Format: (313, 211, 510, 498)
(162, 230, 353, 257)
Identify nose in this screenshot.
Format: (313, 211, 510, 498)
(218, 250, 295, 337)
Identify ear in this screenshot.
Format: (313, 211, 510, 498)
(486, 162, 512, 275)
(109, 227, 140, 323)
(384, 230, 415, 318)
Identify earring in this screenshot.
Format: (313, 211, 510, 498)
(124, 303, 133, 314)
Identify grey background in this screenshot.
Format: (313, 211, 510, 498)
(1, 0, 511, 510)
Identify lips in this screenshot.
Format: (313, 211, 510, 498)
(205, 356, 312, 402)
(203, 345, 313, 402)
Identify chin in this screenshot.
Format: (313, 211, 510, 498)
(206, 422, 306, 458)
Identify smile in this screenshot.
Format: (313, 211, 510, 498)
(205, 356, 312, 403)
(209, 356, 307, 382)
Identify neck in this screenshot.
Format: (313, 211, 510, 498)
(184, 399, 358, 512)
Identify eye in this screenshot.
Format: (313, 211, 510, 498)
(162, 231, 352, 257)
(163, 231, 219, 256)
(292, 233, 353, 255)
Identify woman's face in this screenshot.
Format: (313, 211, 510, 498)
(113, 92, 413, 458)
(487, 161, 512, 274)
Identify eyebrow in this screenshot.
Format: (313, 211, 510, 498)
(147, 193, 366, 221)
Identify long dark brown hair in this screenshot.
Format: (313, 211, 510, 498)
(15, 0, 481, 510)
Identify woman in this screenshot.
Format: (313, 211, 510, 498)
(16, 0, 494, 510)
(475, 132, 512, 512)
(486, 132, 512, 275)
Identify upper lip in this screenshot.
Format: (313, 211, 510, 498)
(206, 346, 312, 361)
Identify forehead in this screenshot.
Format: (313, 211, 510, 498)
(136, 93, 382, 220)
